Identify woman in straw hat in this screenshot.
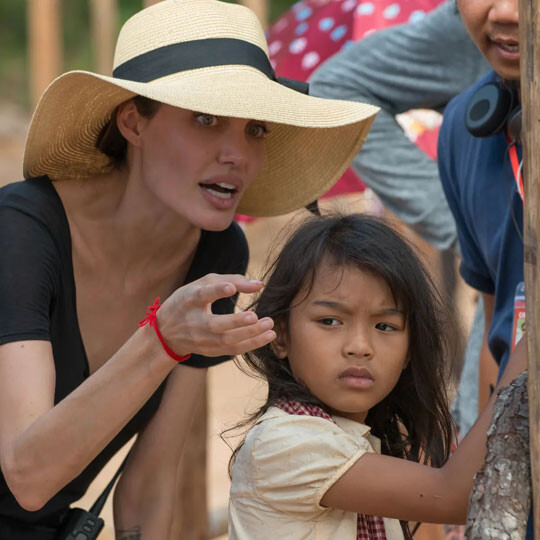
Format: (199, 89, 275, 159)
(0, 0, 376, 537)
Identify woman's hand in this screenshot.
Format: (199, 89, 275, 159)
(157, 273, 275, 357)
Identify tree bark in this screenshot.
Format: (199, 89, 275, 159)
(465, 371, 530, 539)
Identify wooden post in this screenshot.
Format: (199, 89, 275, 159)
(27, 0, 63, 106)
(519, 0, 540, 534)
(89, 0, 118, 75)
(239, 0, 268, 27)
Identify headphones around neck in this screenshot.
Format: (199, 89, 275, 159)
(465, 81, 522, 144)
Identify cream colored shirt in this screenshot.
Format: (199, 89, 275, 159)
(229, 407, 404, 540)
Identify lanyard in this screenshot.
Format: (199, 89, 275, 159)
(507, 132, 524, 202)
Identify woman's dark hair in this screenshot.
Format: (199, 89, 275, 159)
(95, 95, 160, 167)
(229, 213, 460, 539)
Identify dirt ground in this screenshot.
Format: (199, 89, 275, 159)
(0, 105, 475, 539)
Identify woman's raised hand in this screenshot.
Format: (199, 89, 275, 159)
(156, 274, 275, 358)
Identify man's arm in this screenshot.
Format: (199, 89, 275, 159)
(309, 1, 489, 249)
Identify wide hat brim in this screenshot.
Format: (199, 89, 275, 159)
(23, 66, 377, 217)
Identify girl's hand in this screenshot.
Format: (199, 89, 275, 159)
(156, 274, 275, 358)
(497, 336, 528, 388)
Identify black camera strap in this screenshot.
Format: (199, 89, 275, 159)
(90, 452, 129, 515)
(55, 453, 130, 540)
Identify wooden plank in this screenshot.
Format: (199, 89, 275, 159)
(239, 0, 268, 27)
(519, 0, 540, 534)
(27, 0, 63, 106)
(89, 0, 118, 75)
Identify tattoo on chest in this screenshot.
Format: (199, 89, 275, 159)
(116, 526, 142, 540)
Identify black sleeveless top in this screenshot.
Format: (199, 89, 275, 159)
(0, 177, 249, 529)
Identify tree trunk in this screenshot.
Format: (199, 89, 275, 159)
(89, 0, 117, 75)
(27, 0, 63, 106)
(465, 371, 530, 539)
(239, 0, 268, 27)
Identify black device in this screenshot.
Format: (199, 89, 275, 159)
(465, 81, 522, 143)
(54, 508, 104, 540)
(55, 455, 127, 540)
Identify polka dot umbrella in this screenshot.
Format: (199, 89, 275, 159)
(267, 0, 445, 199)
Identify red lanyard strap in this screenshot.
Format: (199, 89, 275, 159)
(507, 132, 524, 202)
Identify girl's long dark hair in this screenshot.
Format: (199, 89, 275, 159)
(228, 213, 460, 539)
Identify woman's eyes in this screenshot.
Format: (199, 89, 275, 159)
(195, 113, 218, 127)
(193, 113, 268, 138)
(247, 122, 269, 139)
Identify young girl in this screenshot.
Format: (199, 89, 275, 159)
(228, 213, 527, 540)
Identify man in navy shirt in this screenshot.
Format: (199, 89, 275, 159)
(438, 0, 532, 535)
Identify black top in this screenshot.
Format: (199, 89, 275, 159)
(0, 177, 249, 528)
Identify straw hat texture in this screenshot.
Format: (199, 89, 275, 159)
(23, 0, 378, 217)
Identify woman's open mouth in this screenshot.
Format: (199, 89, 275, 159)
(199, 181, 238, 200)
(199, 179, 242, 210)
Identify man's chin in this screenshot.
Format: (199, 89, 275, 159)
(501, 77, 521, 90)
(491, 62, 521, 85)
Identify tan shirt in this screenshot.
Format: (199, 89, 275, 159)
(229, 407, 404, 540)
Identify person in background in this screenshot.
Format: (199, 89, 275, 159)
(438, 0, 531, 535)
(308, 0, 488, 251)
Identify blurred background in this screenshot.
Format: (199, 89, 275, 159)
(0, 1, 475, 539)
(0, 0, 302, 108)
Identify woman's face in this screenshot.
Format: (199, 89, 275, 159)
(131, 104, 268, 231)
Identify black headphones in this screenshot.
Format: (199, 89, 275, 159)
(465, 81, 522, 144)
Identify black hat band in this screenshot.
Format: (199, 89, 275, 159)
(113, 37, 308, 94)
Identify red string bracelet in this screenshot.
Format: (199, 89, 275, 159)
(138, 297, 191, 363)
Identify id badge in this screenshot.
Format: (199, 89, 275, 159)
(511, 281, 526, 351)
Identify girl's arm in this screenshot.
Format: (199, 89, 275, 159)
(113, 365, 206, 539)
(478, 293, 498, 412)
(321, 337, 527, 525)
(0, 274, 274, 511)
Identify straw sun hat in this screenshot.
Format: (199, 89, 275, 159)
(23, 0, 378, 217)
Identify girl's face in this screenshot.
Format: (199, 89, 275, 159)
(273, 261, 409, 423)
(131, 104, 267, 231)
